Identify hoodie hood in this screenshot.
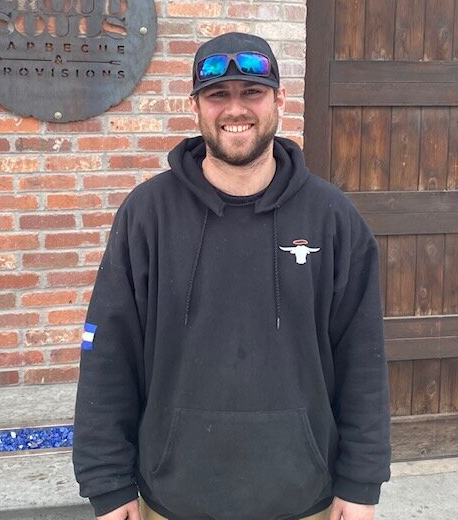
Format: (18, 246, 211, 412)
(168, 136, 310, 216)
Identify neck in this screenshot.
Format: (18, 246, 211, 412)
(202, 145, 276, 196)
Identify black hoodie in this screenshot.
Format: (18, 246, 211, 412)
(73, 136, 391, 520)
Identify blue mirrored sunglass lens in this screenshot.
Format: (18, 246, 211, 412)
(199, 55, 229, 79)
(236, 53, 270, 75)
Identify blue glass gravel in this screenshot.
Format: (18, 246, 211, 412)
(0, 426, 73, 452)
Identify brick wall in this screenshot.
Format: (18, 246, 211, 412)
(0, 0, 307, 387)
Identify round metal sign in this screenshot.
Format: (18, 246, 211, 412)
(0, 0, 157, 122)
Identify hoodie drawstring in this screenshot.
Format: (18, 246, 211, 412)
(185, 207, 209, 326)
(273, 207, 281, 330)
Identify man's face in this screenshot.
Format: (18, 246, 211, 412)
(190, 80, 286, 167)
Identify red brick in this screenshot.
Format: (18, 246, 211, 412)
(22, 290, 78, 307)
(47, 270, 97, 287)
(227, 4, 281, 19)
(167, 1, 222, 17)
(82, 289, 93, 303)
(0, 215, 13, 230)
(133, 79, 163, 95)
(23, 252, 79, 269)
(0, 332, 18, 348)
(0, 195, 39, 210)
(82, 212, 115, 228)
(157, 21, 194, 37)
(0, 176, 14, 191)
(24, 350, 44, 364)
(107, 191, 129, 207)
(284, 4, 307, 22)
(168, 40, 201, 55)
(283, 42, 305, 59)
(197, 22, 250, 37)
(168, 117, 196, 132)
(0, 293, 15, 308)
(0, 138, 10, 151)
(83, 174, 137, 188)
(47, 193, 102, 210)
(107, 99, 133, 113)
(0, 273, 39, 289)
(108, 117, 162, 133)
(108, 156, 160, 170)
(282, 117, 305, 132)
(0, 117, 40, 133)
(147, 59, 192, 76)
(25, 366, 79, 384)
(19, 175, 76, 191)
(51, 347, 81, 363)
(25, 328, 81, 347)
(15, 137, 71, 152)
(0, 371, 19, 386)
(20, 214, 76, 230)
(138, 136, 183, 151)
(0, 234, 39, 251)
(83, 251, 103, 266)
(45, 155, 102, 172)
(0, 352, 22, 367)
(48, 308, 86, 325)
(138, 98, 190, 114)
(46, 119, 102, 133)
(45, 232, 100, 249)
(285, 99, 305, 115)
(77, 136, 131, 151)
(283, 79, 305, 96)
(0, 157, 39, 173)
(168, 79, 193, 95)
(0, 254, 17, 269)
(0, 312, 40, 328)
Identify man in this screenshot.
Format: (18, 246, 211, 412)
(73, 32, 391, 520)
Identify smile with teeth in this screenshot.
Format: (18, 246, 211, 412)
(222, 124, 254, 133)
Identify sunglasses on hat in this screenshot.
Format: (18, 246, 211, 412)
(197, 52, 271, 82)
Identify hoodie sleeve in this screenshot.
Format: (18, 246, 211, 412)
(73, 197, 151, 516)
(329, 215, 391, 505)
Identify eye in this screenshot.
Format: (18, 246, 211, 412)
(207, 90, 228, 98)
(244, 88, 264, 97)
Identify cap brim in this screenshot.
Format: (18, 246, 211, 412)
(191, 75, 279, 96)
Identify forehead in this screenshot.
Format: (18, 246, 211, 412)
(201, 80, 270, 93)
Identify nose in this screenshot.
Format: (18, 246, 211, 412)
(223, 94, 249, 118)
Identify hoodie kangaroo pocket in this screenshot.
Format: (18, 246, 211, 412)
(151, 408, 330, 520)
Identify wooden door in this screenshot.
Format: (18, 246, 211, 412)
(305, 0, 458, 461)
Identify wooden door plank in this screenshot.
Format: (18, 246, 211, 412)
(394, 0, 425, 61)
(376, 236, 388, 314)
(440, 358, 458, 413)
(334, 0, 365, 60)
(348, 190, 458, 213)
(304, 0, 335, 180)
(388, 361, 413, 415)
(386, 236, 416, 317)
(331, 108, 362, 190)
(415, 235, 445, 315)
(447, 108, 458, 189)
(419, 109, 450, 190)
(364, 0, 396, 60)
(444, 234, 458, 314)
(384, 315, 458, 339)
(391, 412, 458, 460)
(424, 0, 455, 61)
(360, 108, 391, 190)
(390, 108, 421, 190)
(411, 359, 440, 414)
(386, 338, 458, 361)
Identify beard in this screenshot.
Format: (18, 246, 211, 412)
(198, 110, 279, 167)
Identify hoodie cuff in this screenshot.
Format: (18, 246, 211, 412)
(89, 484, 138, 516)
(333, 476, 381, 505)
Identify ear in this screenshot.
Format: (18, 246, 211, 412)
(276, 86, 286, 118)
(189, 95, 200, 124)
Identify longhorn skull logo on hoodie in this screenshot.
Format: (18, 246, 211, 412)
(279, 239, 320, 265)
